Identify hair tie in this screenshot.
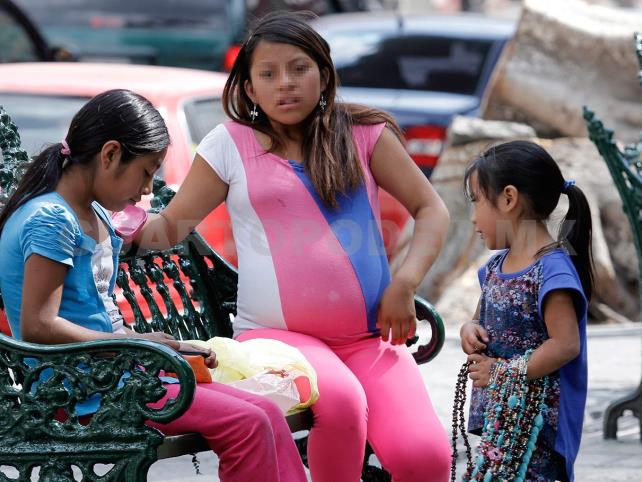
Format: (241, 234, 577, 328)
(562, 179, 575, 194)
(60, 140, 71, 156)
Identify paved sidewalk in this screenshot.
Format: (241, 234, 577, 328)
(149, 323, 642, 481)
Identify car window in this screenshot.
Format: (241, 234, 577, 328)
(13, 0, 228, 27)
(0, 9, 42, 62)
(183, 97, 228, 146)
(325, 31, 494, 95)
(0, 93, 88, 156)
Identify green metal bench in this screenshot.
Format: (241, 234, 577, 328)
(0, 106, 446, 481)
(583, 32, 642, 441)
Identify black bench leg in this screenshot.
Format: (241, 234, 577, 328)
(361, 443, 391, 482)
(294, 436, 309, 467)
(603, 381, 642, 441)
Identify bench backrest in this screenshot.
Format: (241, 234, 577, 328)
(0, 106, 29, 201)
(116, 181, 237, 340)
(0, 105, 29, 331)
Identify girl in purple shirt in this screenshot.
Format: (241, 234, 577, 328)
(460, 140, 592, 481)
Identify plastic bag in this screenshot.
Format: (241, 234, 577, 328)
(229, 370, 302, 414)
(183, 336, 319, 410)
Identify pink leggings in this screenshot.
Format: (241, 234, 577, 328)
(147, 381, 307, 482)
(237, 329, 452, 482)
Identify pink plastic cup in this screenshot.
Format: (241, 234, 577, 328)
(111, 204, 148, 244)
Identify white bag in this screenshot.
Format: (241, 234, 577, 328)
(229, 370, 301, 414)
(184, 336, 319, 410)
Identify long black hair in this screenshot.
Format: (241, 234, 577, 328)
(223, 11, 402, 208)
(0, 89, 169, 234)
(464, 140, 594, 300)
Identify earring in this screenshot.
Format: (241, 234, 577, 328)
(250, 103, 259, 123)
(319, 93, 327, 113)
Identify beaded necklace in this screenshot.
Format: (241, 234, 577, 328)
(450, 350, 549, 482)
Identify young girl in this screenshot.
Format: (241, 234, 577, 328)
(0, 89, 306, 482)
(135, 11, 452, 482)
(460, 140, 591, 482)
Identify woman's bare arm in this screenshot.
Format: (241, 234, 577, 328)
(135, 155, 229, 249)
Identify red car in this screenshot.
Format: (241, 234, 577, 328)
(0, 63, 235, 254)
(0, 62, 409, 333)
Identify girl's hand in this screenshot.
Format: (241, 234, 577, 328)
(134, 332, 217, 369)
(131, 330, 179, 350)
(460, 321, 489, 355)
(137, 331, 176, 344)
(177, 342, 218, 369)
(467, 353, 497, 388)
(377, 277, 417, 345)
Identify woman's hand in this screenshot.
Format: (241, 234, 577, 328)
(460, 321, 489, 355)
(467, 353, 497, 388)
(377, 277, 416, 345)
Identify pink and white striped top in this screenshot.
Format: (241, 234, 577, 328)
(197, 121, 391, 346)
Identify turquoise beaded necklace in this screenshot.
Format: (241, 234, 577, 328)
(451, 350, 549, 482)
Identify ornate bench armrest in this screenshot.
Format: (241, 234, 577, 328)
(408, 295, 446, 365)
(0, 334, 196, 439)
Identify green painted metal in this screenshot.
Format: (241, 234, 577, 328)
(117, 177, 237, 342)
(0, 334, 195, 480)
(0, 105, 29, 205)
(412, 296, 446, 364)
(583, 32, 642, 441)
(0, 104, 447, 479)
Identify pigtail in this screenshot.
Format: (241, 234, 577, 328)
(0, 144, 65, 234)
(559, 184, 594, 300)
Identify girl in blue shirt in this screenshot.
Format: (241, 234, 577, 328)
(0, 89, 306, 482)
(459, 141, 592, 482)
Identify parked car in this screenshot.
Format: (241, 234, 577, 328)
(12, 0, 369, 71)
(0, 0, 71, 62)
(310, 11, 515, 178)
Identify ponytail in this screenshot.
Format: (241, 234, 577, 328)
(0, 143, 65, 234)
(559, 184, 595, 301)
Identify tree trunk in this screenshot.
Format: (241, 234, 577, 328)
(391, 118, 640, 324)
(481, 0, 642, 143)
